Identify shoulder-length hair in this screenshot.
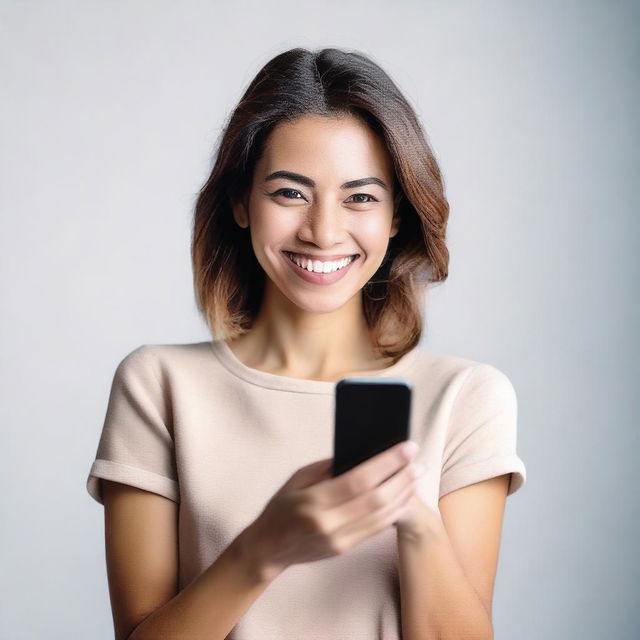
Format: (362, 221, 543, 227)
(192, 47, 449, 361)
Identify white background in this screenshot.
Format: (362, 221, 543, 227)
(1, 1, 638, 638)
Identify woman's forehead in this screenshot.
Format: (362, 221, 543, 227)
(259, 116, 394, 183)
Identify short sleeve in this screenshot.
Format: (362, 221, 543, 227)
(439, 363, 527, 500)
(86, 345, 179, 505)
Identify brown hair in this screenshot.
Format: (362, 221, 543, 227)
(191, 47, 450, 361)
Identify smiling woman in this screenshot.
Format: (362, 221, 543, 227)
(226, 112, 404, 320)
(192, 48, 450, 364)
(87, 46, 526, 640)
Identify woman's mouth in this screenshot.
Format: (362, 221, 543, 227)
(281, 251, 360, 285)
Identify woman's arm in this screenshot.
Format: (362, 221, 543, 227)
(396, 476, 510, 639)
(101, 478, 279, 640)
(129, 526, 277, 640)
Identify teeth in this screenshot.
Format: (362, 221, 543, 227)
(285, 252, 356, 273)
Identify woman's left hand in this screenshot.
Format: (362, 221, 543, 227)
(393, 492, 441, 543)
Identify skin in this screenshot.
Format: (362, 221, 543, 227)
(230, 112, 402, 382)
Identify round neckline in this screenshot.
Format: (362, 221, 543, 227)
(209, 338, 421, 393)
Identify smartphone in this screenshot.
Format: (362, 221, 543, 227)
(331, 377, 413, 478)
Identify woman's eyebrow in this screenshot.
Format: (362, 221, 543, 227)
(263, 170, 389, 191)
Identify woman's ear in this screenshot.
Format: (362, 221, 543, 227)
(389, 191, 402, 238)
(390, 191, 402, 238)
(231, 197, 250, 229)
(390, 213, 401, 238)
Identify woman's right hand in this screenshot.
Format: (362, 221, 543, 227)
(237, 441, 425, 581)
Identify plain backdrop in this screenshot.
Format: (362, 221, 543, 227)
(1, 1, 638, 638)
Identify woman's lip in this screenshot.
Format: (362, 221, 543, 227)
(281, 250, 359, 284)
(282, 251, 360, 260)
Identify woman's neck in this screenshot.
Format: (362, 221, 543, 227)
(225, 325, 393, 382)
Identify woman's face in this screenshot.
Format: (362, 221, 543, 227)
(232, 113, 400, 315)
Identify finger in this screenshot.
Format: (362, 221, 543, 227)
(323, 459, 422, 533)
(287, 457, 334, 490)
(331, 475, 419, 552)
(309, 440, 418, 507)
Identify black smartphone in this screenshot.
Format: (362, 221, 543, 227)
(331, 377, 413, 478)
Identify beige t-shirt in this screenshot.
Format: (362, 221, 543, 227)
(86, 339, 526, 639)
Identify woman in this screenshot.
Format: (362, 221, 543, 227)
(87, 47, 526, 639)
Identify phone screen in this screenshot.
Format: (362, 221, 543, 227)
(332, 378, 412, 477)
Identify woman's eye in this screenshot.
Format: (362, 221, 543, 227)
(271, 189, 378, 204)
(348, 193, 378, 204)
(273, 188, 305, 200)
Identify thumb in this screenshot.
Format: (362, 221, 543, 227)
(288, 457, 334, 490)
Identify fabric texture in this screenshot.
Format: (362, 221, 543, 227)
(86, 340, 527, 639)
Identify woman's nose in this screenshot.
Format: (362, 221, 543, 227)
(298, 203, 347, 247)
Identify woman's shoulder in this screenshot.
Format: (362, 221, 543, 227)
(409, 346, 477, 375)
(409, 347, 514, 392)
(113, 341, 214, 376)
